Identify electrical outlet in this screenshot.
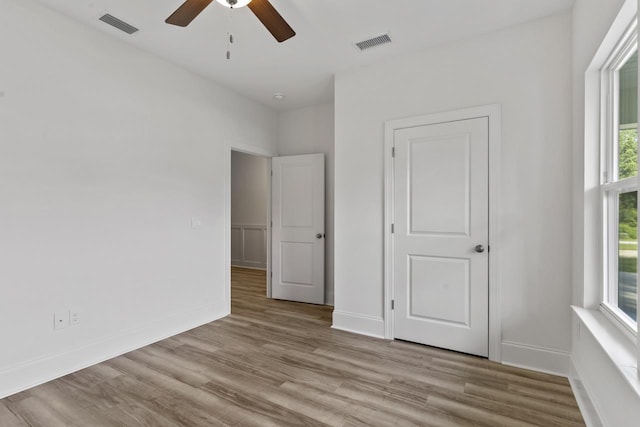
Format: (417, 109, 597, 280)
(54, 312, 69, 330)
(70, 311, 80, 326)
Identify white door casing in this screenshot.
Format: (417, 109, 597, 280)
(392, 116, 490, 357)
(271, 154, 325, 304)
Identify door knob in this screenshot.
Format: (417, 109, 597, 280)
(474, 245, 485, 253)
(316, 233, 323, 239)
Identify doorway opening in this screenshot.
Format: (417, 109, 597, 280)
(230, 149, 271, 314)
(225, 146, 328, 316)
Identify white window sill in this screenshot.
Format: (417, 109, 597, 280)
(572, 305, 640, 398)
(599, 302, 637, 342)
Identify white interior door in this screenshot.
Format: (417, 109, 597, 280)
(271, 154, 325, 304)
(393, 117, 489, 357)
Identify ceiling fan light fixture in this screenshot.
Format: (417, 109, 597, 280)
(166, 0, 295, 43)
(216, 0, 252, 8)
(273, 92, 286, 100)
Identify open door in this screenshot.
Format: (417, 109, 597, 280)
(271, 154, 325, 304)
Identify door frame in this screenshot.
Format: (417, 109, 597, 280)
(383, 104, 503, 362)
(225, 142, 277, 315)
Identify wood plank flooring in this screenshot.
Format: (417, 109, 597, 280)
(1, 267, 585, 426)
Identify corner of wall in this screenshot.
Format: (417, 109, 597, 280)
(500, 341, 571, 377)
(569, 359, 606, 427)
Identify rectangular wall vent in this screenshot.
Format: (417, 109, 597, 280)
(355, 34, 392, 51)
(99, 14, 139, 35)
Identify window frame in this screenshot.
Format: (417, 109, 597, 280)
(600, 18, 639, 339)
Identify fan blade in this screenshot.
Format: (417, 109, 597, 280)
(247, 0, 295, 43)
(166, 0, 213, 27)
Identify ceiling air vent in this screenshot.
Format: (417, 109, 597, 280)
(355, 33, 392, 51)
(99, 14, 139, 35)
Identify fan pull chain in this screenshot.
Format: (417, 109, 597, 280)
(226, 7, 234, 60)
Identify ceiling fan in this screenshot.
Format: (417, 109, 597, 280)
(165, 0, 296, 43)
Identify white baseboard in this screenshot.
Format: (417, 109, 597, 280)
(501, 341, 570, 377)
(332, 310, 385, 339)
(0, 304, 228, 399)
(569, 360, 604, 427)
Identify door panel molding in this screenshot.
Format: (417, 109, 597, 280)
(231, 224, 268, 270)
(407, 254, 471, 327)
(383, 104, 502, 362)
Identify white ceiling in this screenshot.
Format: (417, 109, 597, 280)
(35, 0, 574, 111)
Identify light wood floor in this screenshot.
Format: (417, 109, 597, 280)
(1, 267, 585, 426)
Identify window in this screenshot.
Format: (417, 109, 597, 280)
(601, 22, 638, 333)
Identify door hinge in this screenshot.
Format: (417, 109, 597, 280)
(271, 170, 273, 176)
(270, 221, 273, 228)
(391, 223, 394, 234)
(391, 300, 395, 310)
(270, 272, 272, 278)
(392, 147, 395, 158)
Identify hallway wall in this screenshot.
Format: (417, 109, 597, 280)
(231, 151, 269, 269)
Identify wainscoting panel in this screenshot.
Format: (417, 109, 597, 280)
(231, 224, 267, 270)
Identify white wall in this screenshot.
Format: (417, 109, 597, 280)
(0, 0, 277, 398)
(231, 151, 268, 269)
(334, 13, 573, 373)
(231, 151, 269, 226)
(278, 104, 335, 305)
